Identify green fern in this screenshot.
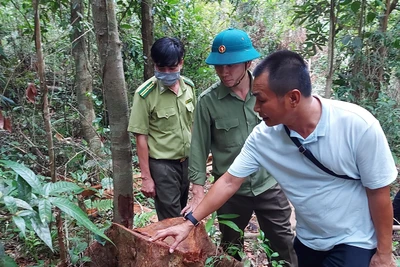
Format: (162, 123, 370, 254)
(84, 199, 113, 212)
(133, 211, 155, 228)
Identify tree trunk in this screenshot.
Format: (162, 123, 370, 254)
(351, 0, 366, 103)
(91, 0, 133, 228)
(372, 0, 398, 100)
(71, 0, 104, 157)
(141, 0, 154, 81)
(325, 0, 336, 98)
(32, 0, 66, 265)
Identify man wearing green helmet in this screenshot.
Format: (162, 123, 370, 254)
(182, 28, 297, 266)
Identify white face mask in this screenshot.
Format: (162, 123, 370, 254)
(154, 70, 180, 86)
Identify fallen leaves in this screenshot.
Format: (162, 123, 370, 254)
(25, 83, 38, 103)
(0, 110, 12, 132)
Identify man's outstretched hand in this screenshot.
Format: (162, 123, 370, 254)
(149, 220, 194, 253)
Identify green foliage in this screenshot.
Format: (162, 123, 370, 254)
(1, 254, 18, 267)
(0, 160, 112, 252)
(295, 0, 400, 93)
(217, 213, 242, 236)
(256, 230, 285, 267)
(68, 237, 91, 265)
(120, 33, 144, 93)
(84, 199, 113, 212)
(204, 254, 232, 267)
(365, 93, 400, 158)
(294, 0, 400, 161)
(293, 0, 329, 55)
(205, 212, 242, 240)
(395, 239, 400, 267)
(205, 224, 286, 266)
(0, 242, 18, 267)
(204, 212, 247, 263)
(0, 95, 16, 109)
(205, 212, 218, 237)
(134, 189, 155, 209)
(21, 229, 54, 260)
(152, 0, 232, 91)
(334, 89, 400, 158)
(394, 240, 399, 252)
(133, 210, 156, 228)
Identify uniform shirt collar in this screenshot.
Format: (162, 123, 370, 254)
(158, 77, 187, 96)
(217, 70, 253, 100)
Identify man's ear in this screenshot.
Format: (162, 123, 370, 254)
(286, 89, 301, 108)
(245, 61, 252, 70)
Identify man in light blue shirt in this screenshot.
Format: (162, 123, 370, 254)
(151, 50, 397, 267)
(230, 94, 395, 251)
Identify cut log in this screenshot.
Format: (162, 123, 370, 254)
(85, 217, 243, 267)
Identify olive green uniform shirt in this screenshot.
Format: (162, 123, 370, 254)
(189, 72, 276, 196)
(128, 76, 196, 160)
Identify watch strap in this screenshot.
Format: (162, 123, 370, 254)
(184, 211, 199, 226)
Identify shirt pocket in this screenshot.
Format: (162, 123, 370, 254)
(214, 118, 242, 148)
(155, 107, 178, 132)
(186, 102, 194, 113)
(185, 102, 195, 124)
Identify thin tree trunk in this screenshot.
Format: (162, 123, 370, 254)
(91, 0, 133, 228)
(141, 0, 154, 81)
(71, 0, 104, 157)
(372, 0, 398, 100)
(325, 0, 336, 98)
(351, 0, 366, 102)
(32, 0, 66, 265)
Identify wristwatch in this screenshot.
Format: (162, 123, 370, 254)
(184, 211, 199, 226)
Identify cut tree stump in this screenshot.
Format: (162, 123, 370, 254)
(85, 217, 243, 267)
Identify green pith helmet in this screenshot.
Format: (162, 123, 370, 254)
(205, 28, 260, 65)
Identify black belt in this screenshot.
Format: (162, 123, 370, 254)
(150, 157, 187, 163)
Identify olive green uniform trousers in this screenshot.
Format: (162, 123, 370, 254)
(217, 184, 298, 267)
(149, 158, 189, 221)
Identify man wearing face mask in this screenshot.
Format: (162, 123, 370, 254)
(128, 37, 196, 220)
(182, 29, 297, 266)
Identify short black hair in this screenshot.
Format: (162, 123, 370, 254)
(253, 50, 312, 97)
(151, 37, 185, 67)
